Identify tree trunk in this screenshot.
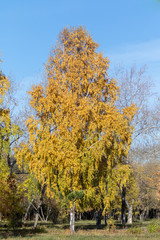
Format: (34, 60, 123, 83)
(96, 209, 102, 229)
(34, 212, 39, 229)
(104, 211, 107, 226)
(70, 204, 75, 235)
(118, 214, 121, 222)
(140, 210, 145, 221)
(45, 206, 51, 222)
(33, 184, 46, 229)
(121, 185, 126, 226)
(79, 212, 82, 221)
(126, 199, 134, 225)
(127, 201, 134, 224)
(23, 197, 34, 224)
(146, 208, 149, 220)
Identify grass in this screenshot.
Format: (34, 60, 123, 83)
(0, 219, 160, 239)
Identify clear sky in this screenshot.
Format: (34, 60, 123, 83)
(0, 0, 160, 105)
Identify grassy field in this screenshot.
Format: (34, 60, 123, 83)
(1, 219, 160, 240)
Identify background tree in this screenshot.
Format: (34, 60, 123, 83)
(104, 164, 138, 225)
(16, 27, 136, 232)
(132, 146, 160, 220)
(112, 65, 160, 223)
(0, 58, 24, 226)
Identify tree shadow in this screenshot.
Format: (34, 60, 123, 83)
(0, 219, 154, 238)
(0, 224, 47, 239)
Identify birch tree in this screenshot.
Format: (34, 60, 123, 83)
(16, 27, 136, 232)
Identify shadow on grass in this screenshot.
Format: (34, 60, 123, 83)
(116, 219, 157, 230)
(0, 225, 48, 239)
(0, 220, 106, 239)
(75, 223, 106, 230)
(1, 219, 158, 238)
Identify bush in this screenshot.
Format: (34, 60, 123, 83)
(147, 220, 159, 233)
(106, 217, 116, 231)
(8, 209, 24, 228)
(0, 176, 25, 228)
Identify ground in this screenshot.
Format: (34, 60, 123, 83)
(0, 219, 160, 239)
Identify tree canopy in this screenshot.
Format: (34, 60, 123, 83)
(16, 27, 136, 212)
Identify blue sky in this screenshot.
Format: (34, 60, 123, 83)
(0, 0, 160, 105)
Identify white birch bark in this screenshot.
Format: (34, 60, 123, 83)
(70, 205, 75, 235)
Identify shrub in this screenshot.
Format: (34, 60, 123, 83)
(147, 220, 159, 233)
(8, 209, 24, 228)
(0, 176, 25, 228)
(106, 217, 116, 231)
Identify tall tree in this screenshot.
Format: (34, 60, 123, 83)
(0, 58, 23, 224)
(112, 65, 160, 223)
(16, 27, 136, 232)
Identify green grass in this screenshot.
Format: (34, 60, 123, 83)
(0, 219, 160, 239)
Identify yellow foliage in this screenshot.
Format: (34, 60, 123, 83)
(16, 27, 136, 210)
(0, 66, 11, 164)
(0, 73, 10, 104)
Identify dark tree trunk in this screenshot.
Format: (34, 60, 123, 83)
(104, 211, 107, 226)
(121, 185, 126, 226)
(96, 209, 102, 229)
